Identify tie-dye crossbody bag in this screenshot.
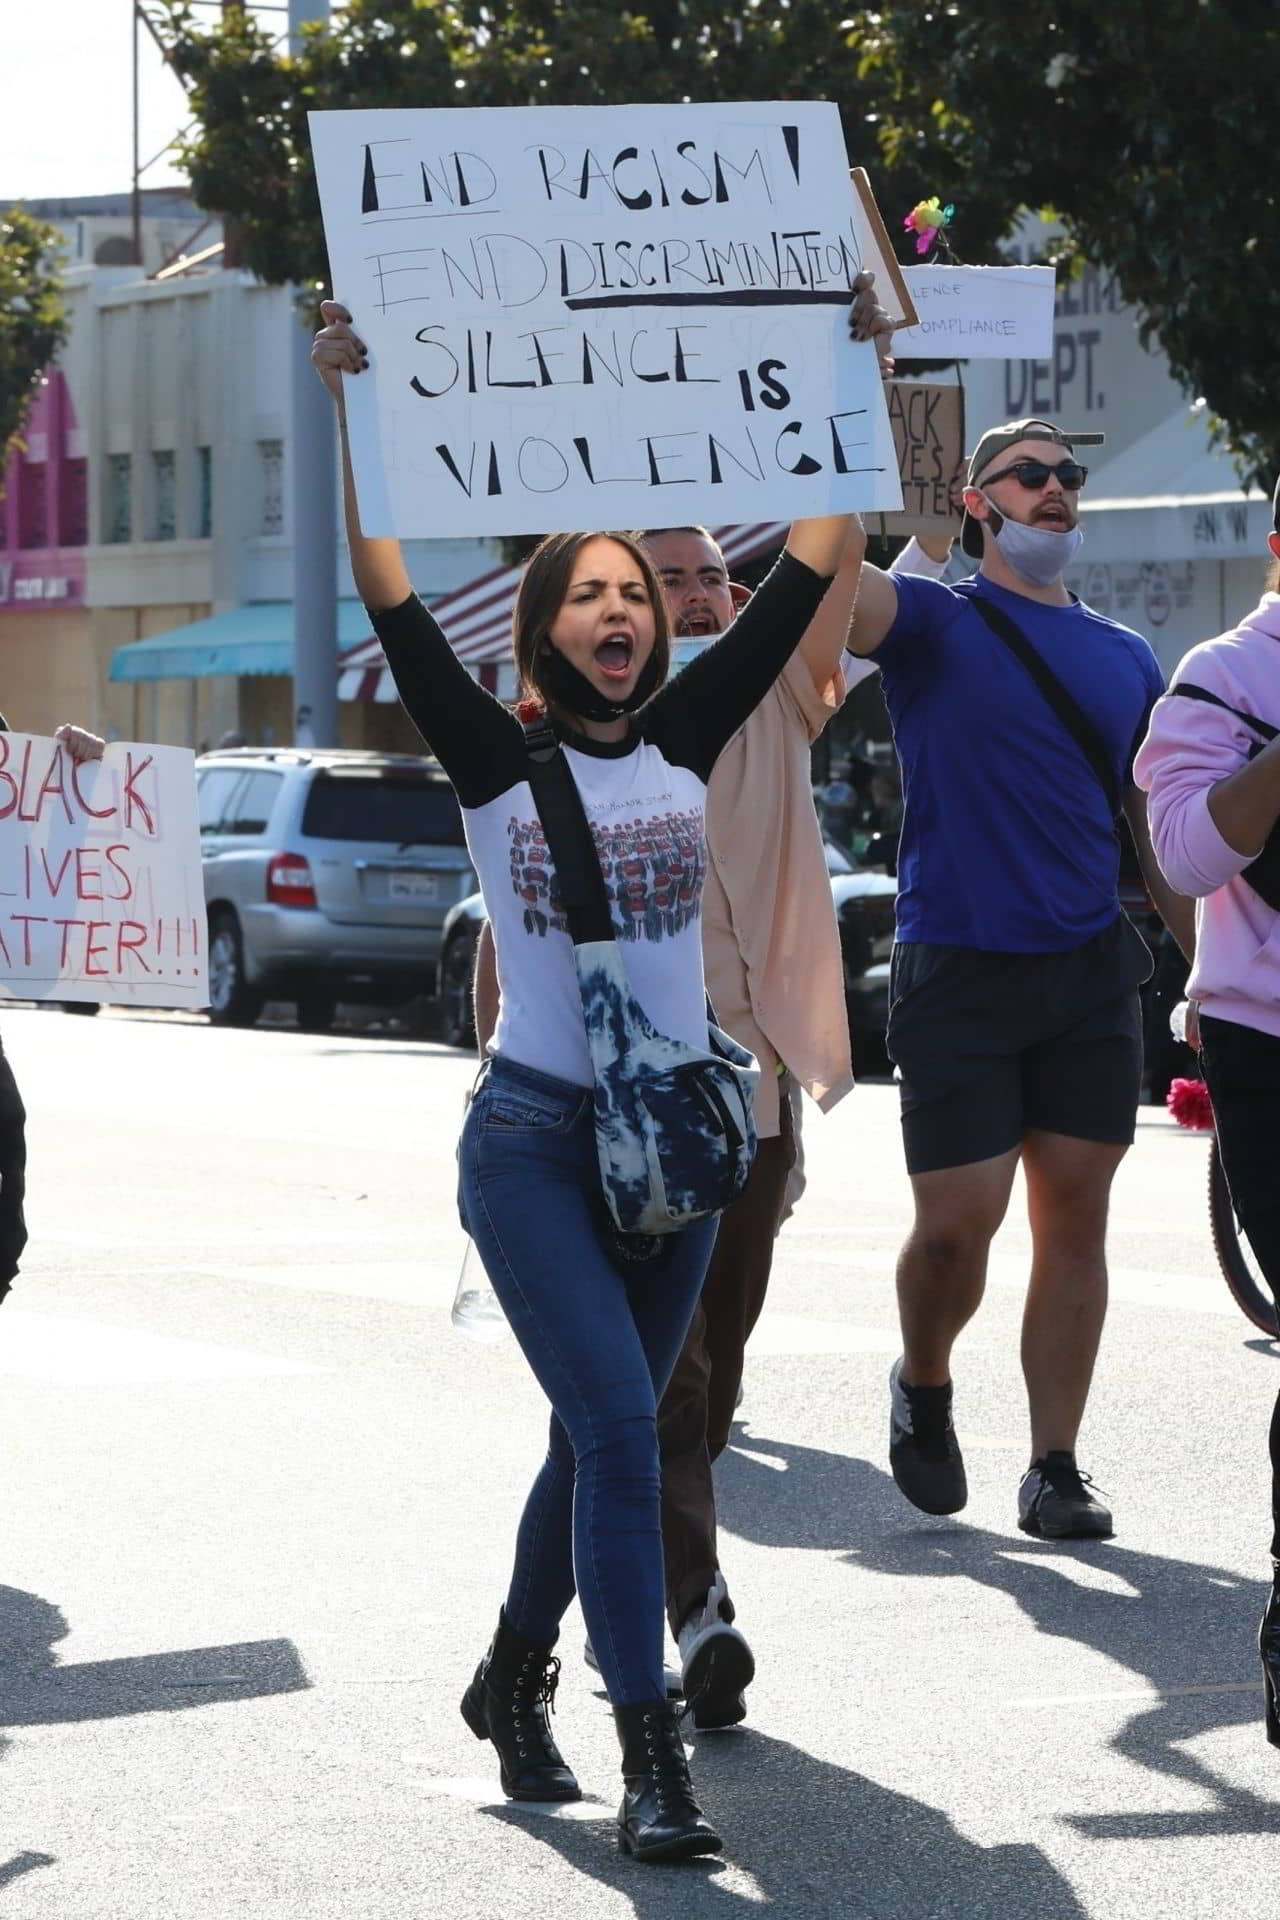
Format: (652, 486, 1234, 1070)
(524, 721, 759, 1236)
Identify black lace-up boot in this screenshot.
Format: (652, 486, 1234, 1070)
(612, 1701, 723, 1862)
(460, 1611, 581, 1801)
(1260, 1561, 1280, 1747)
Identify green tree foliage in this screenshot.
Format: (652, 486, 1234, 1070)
(0, 209, 69, 484)
(155, 1, 1277, 482)
(853, 3, 1280, 484)
(153, 1, 937, 297)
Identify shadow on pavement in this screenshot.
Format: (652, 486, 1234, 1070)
(0, 1852, 55, 1896)
(484, 1728, 1088, 1919)
(0, 1584, 309, 1901)
(717, 1431, 1279, 1841)
(0, 1585, 309, 1733)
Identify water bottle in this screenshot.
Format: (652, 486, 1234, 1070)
(450, 1236, 509, 1343)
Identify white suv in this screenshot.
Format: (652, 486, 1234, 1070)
(196, 748, 474, 1030)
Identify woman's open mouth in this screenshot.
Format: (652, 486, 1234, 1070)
(594, 635, 635, 680)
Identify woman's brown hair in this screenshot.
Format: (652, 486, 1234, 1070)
(512, 530, 671, 717)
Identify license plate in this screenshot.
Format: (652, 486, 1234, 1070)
(387, 872, 438, 902)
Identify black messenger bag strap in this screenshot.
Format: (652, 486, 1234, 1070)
(968, 594, 1123, 820)
(521, 718, 615, 946)
(1169, 681, 1280, 745)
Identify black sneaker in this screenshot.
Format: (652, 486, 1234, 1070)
(888, 1358, 968, 1515)
(1017, 1451, 1113, 1539)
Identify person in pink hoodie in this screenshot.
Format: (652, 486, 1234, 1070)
(1134, 478, 1280, 1749)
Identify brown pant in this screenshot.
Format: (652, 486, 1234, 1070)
(658, 1082, 797, 1635)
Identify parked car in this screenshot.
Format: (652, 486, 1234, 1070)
(437, 841, 900, 1071)
(195, 748, 475, 1029)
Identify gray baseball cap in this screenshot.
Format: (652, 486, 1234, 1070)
(961, 418, 1105, 558)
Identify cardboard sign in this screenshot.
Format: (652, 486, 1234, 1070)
(0, 736, 207, 1010)
(894, 265, 1056, 359)
(876, 382, 966, 537)
(309, 102, 904, 537)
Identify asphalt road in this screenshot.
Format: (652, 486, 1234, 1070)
(1, 1003, 1277, 1920)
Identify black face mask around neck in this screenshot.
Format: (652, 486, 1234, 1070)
(535, 640, 663, 725)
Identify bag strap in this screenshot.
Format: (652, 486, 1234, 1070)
(521, 717, 615, 946)
(1170, 681, 1280, 745)
(967, 593, 1122, 820)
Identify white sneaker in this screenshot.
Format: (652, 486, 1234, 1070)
(583, 1635, 683, 1699)
(676, 1571, 754, 1730)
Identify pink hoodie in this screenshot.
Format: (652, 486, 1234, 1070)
(1134, 591, 1280, 1038)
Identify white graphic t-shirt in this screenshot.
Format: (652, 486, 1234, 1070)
(373, 552, 830, 1088)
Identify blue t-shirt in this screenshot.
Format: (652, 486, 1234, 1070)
(876, 573, 1164, 952)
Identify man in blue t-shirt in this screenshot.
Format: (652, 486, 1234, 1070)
(847, 417, 1193, 1539)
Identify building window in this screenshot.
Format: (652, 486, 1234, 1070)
(258, 438, 284, 536)
(105, 453, 132, 544)
(151, 450, 177, 541)
(61, 458, 88, 547)
(18, 468, 47, 549)
(196, 446, 213, 538)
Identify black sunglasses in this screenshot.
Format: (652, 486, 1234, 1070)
(981, 457, 1088, 492)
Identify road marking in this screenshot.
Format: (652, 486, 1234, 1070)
(746, 1315, 901, 1357)
(1010, 1681, 1256, 1709)
(0, 1312, 323, 1384)
(399, 1765, 610, 1822)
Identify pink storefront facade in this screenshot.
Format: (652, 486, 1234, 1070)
(0, 370, 93, 734)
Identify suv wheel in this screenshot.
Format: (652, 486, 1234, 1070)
(296, 994, 337, 1034)
(439, 923, 478, 1050)
(207, 910, 265, 1028)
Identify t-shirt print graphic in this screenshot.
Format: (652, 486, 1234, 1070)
(509, 809, 705, 943)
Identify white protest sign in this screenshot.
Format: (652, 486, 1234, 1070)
(894, 265, 1056, 359)
(0, 736, 206, 1010)
(309, 102, 903, 537)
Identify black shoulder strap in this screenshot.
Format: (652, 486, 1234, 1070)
(967, 594, 1122, 819)
(1170, 681, 1279, 745)
(522, 718, 615, 946)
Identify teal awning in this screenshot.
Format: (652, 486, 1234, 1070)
(108, 601, 374, 683)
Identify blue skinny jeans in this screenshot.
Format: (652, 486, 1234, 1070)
(459, 1055, 716, 1704)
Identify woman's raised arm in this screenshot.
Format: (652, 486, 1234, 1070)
(313, 300, 413, 613)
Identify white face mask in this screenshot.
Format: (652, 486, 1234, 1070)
(980, 491, 1084, 586)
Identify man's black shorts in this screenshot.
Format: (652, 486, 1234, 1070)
(886, 915, 1152, 1175)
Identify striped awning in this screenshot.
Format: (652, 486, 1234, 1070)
(338, 522, 788, 703)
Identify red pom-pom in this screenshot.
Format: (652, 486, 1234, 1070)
(1167, 1076, 1215, 1131)
(515, 696, 545, 724)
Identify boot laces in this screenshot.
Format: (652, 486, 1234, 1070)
(644, 1710, 697, 1816)
(511, 1652, 562, 1758)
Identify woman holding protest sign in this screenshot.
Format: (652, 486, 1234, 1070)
(313, 283, 882, 1862)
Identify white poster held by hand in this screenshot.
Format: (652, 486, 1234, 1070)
(0, 735, 207, 1011)
(894, 265, 1056, 359)
(309, 102, 903, 537)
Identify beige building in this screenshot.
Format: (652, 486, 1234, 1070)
(1, 206, 493, 749)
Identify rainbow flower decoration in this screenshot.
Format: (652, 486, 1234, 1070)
(903, 196, 954, 256)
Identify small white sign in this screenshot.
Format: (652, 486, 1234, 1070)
(894, 265, 1056, 359)
(0, 735, 207, 1009)
(309, 102, 902, 537)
